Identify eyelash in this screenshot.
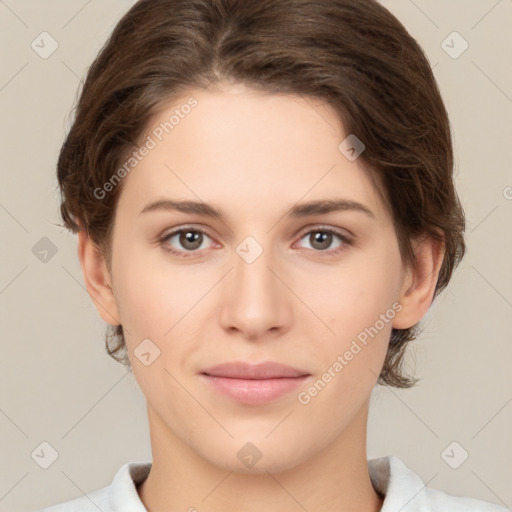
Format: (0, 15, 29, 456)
(158, 225, 354, 258)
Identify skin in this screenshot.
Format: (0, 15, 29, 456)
(78, 82, 444, 512)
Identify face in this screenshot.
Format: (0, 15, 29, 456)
(97, 83, 415, 473)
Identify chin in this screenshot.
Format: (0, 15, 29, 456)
(195, 434, 319, 475)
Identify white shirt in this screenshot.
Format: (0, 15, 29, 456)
(36, 456, 509, 511)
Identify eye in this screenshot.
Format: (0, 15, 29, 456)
(295, 227, 352, 254)
(160, 227, 214, 256)
(159, 225, 353, 258)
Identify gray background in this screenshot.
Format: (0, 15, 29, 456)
(0, 0, 511, 510)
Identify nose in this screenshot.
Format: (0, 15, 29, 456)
(218, 241, 293, 341)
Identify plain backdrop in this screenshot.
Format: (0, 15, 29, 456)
(0, 1, 511, 510)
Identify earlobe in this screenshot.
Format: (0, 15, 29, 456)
(392, 234, 445, 330)
(77, 229, 121, 326)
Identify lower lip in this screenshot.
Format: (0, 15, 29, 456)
(201, 374, 310, 405)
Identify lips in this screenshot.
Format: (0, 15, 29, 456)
(200, 361, 311, 405)
(201, 361, 310, 379)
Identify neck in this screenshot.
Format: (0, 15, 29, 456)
(138, 400, 383, 512)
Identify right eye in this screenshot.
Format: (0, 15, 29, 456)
(159, 227, 216, 257)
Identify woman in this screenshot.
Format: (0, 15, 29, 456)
(37, 0, 507, 510)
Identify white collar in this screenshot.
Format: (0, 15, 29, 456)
(107, 456, 507, 511)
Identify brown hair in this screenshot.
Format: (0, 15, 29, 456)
(57, 0, 465, 388)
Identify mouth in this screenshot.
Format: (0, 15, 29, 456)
(200, 361, 311, 405)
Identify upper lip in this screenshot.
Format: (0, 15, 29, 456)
(201, 361, 310, 379)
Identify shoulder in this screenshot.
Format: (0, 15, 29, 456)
(32, 461, 152, 512)
(421, 485, 509, 512)
(369, 455, 509, 512)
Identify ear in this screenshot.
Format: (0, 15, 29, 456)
(392, 233, 445, 330)
(77, 229, 121, 326)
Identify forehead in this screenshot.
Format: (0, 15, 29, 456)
(116, 84, 388, 224)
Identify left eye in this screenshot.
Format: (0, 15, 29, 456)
(296, 228, 348, 252)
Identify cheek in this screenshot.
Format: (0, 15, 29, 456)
(300, 273, 397, 414)
(301, 249, 402, 382)
(111, 248, 215, 347)
(310, 254, 401, 339)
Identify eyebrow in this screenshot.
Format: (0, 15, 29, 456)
(139, 198, 375, 221)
